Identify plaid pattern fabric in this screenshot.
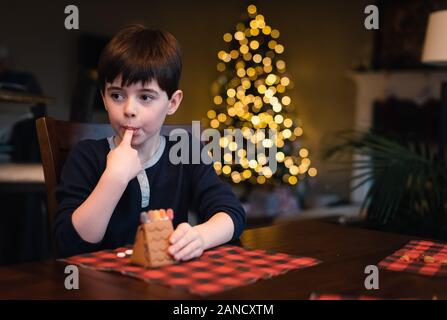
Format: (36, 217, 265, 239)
(379, 240, 447, 277)
(309, 293, 379, 300)
(309, 293, 437, 300)
(61, 245, 321, 296)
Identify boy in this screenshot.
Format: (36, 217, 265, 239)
(54, 25, 246, 259)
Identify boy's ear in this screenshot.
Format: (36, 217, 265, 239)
(100, 90, 108, 110)
(167, 90, 183, 115)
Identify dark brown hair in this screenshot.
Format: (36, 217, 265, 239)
(98, 25, 182, 98)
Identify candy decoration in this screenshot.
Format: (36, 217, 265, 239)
(152, 210, 161, 221)
(140, 212, 148, 224)
(166, 208, 174, 220)
(159, 209, 167, 220)
(143, 209, 174, 223)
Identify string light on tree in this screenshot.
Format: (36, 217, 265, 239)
(206, 4, 316, 186)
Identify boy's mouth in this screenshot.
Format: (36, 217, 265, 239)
(122, 126, 141, 135)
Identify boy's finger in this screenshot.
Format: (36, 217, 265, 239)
(121, 129, 134, 146)
(169, 223, 189, 244)
(169, 233, 193, 256)
(181, 248, 202, 261)
(169, 233, 188, 253)
(173, 240, 200, 260)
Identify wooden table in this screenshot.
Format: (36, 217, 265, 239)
(0, 163, 44, 192)
(0, 219, 445, 299)
(0, 90, 53, 105)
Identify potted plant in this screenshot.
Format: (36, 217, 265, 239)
(322, 130, 447, 239)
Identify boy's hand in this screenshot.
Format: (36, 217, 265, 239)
(168, 223, 205, 261)
(105, 129, 143, 184)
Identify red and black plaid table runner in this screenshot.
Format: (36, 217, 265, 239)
(61, 245, 321, 296)
(379, 240, 447, 277)
(309, 293, 379, 300)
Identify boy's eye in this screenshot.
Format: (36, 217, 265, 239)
(140, 95, 153, 102)
(110, 92, 125, 101)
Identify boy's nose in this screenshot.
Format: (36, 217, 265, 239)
(123, 99, 137, 118)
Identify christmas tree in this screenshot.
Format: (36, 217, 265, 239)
(205, 4, 317, 187)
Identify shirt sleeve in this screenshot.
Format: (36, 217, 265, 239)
(53, 140, 104, 257)
(189, 146, 247, 241)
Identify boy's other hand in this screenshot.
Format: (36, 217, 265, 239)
(105, 129, 143, 184)
(168, 223, 205, 261)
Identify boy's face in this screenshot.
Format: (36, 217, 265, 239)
(102, 75, 182, 147)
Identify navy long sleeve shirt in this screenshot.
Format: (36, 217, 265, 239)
(54, 134, 246, 257)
